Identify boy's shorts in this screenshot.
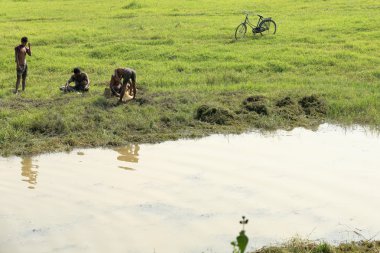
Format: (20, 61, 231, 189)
(16, 64, 28, 78)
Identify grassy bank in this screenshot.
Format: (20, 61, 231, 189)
(253, 238, 380, 253)
(0, 0, 379, 156)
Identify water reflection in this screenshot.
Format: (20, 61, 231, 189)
(1, 125, 379, 253)
(21, 157, 39, 189)
(118, 166, 136, 171)
(114, 144, 140, 170)
(114, 144, 140, 163)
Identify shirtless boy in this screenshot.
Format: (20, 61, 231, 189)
(14, 37, 32, 93)
(113, 68, 137, 102)
(61, 67, 90, 92)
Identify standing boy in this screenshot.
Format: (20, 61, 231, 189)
(14, 37, 32, 93)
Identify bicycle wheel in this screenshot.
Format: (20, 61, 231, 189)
(235, 23, 247, 40)
(259, 20, 276, 35)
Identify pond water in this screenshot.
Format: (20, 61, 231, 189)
(0, 124, 379, 253)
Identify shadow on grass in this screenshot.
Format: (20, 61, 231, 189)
(93, 96, 118, 109)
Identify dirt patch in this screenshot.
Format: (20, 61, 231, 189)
(244, 96, 265, 103)
(243, 96, 268, 115)
(157, 97, 177, 110)
(160, 116, 171, 127)
(195, 105, 234, 125)
(0, 96, 77, 110)
(276, 96, 295, 107)
(299, 95, 326, 115)
(133, 97, 150, 106)
(274, 96, 303, 120)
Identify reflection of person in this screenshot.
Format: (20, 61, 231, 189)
(60, 67, 90, 92)
(113, 68, 137, 102)
(114, 144, 140, 163)
(21, 157, 38, 189)
(14, 37, 32, 93)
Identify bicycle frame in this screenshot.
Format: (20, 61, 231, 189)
(235, 12, 276, 40)
(242, 14, 263, 29)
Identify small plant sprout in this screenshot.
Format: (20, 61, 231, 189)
(231, 216, 250, 253)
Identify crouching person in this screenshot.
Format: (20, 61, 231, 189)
(109, 74, 122, 97)
(114, 67, 137, 102)
(60, 67, 90, 92)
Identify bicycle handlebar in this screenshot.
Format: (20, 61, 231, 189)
(241, 11, 264, 19)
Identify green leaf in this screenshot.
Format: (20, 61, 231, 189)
(237, 230, 249, 253)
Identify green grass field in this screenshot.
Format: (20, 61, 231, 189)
(0, 0, 379, 156)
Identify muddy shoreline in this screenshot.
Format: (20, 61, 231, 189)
(1, 90, 332, 157)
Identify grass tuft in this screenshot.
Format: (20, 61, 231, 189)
(195, 105, 234, 125)
(123, 1, 142, 9)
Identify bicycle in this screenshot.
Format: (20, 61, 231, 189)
(235, 12, 277, 40)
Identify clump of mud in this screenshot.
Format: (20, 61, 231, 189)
(275, 96, 303, 120)
(195, 105, 234, 125)
(160, 116, 171, 127)
(276, 96, 294, 107)
(243, 96, 268, 115)
(298, 95, 326, 115)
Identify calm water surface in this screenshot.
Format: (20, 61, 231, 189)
(1, 124, 379, 253)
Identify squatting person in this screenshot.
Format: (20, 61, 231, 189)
(113, 67, 137, 102)
(14, 37, 32, 93)
(61, 67, 90, 92)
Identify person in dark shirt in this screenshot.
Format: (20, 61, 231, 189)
(14, 36, 32, 93)
(60, 67, 90, 92)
